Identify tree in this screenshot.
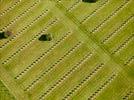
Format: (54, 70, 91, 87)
(0, 31, 5, 39)
(82, 0, 98, 3)
(0, 30, 13, 39)
(39, 34, 52, 41)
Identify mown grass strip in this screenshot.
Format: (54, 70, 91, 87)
(38, 52, 93, 100)
(24, 41, 82, 91)
(0, 0, 21, 17)
(80, 0, 109, 23)
(122, 89, 134, 100)
(88, 73, 117, 100)
(0, 64, 29, 100)
(0, 80, 15, 100)
(111, 33, 134, 55)
(89, 0, 131, 34)
(14, 31, 70, 79)
(124, 56, 134, 66)
(101, 15, 134, 44)
(62, 63, 104, 100)
(1, 0, 40, 32)
(0, 2, 48, 50)
(1, 18, 58, 65)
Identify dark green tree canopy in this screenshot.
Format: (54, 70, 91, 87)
(0, 31, 13, 39)
(82, 0, 98, 3)
(39, 34, 52, 41)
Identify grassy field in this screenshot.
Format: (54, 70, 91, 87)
(0, 80, 15, 100)
(0, 0, 134, 100)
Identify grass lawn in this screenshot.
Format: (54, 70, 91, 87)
(0, 0, 134, 100)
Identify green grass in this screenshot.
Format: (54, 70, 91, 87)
(0, 80, 15, 100)
(0, 0, 134, 100)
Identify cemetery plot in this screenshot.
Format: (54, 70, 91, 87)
(0, 0, 133, 100)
